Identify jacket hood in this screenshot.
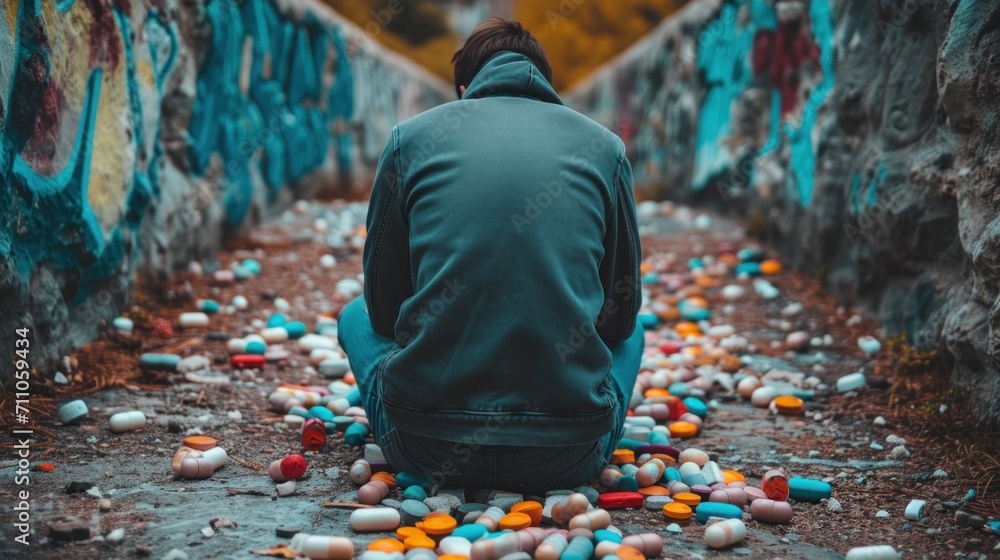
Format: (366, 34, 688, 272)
(463, 51, 563, 105)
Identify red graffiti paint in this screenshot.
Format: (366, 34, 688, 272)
(83, 0, 122, 71)
(753, 21, 820, 116)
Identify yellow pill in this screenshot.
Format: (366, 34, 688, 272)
(662, 502, 692, 520)
(368, 539, 405, 553)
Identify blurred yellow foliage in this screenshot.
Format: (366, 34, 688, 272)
(323, 0, 689, 92)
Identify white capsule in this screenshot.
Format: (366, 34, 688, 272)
(297, 535, 355, 560)
(837, 372, 867, 393)
(350, 507, 400, 532)
(109, 411, 146, 433)
(903, 499, 926, 521)
(704, 518, 745, 548)
(179, 312, 209, 328)
(201, 447, 228, 470)
(262, 327, 289, 344)
(231, 295, 249, 310)
(319, 357, 351, 378)
(750, 386, 778, 408)
(845, 545, 899, 560)
(179, 457, 215, 480)
(299, 334, 338, 352)
(439, 536, 472, 557)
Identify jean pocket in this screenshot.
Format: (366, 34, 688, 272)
(381, 430, 461, 488)
(514, 442, 604, 493)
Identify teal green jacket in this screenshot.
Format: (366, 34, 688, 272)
(363, 52, 640, 446)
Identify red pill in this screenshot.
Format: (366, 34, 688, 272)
(596, 491, 644, 509)
(301, 418, 327, 451)
(231, 354, 265, 369)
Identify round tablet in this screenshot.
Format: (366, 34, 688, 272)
(672, 492, 701, 507)
(662, 502, 692, 520)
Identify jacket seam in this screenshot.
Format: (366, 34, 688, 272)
(368, 127, 401, 333)
(616, 143, 639, 337)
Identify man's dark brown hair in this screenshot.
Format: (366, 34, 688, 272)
(451, 18, 553, 98)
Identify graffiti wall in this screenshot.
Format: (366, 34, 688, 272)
(0, 0, 450, 378)
(568, 0, 1000, 420)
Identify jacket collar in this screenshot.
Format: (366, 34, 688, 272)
(463, 51, 563, 105)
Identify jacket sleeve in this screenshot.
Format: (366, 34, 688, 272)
(363, 126, 413, 337)
(596, 143, 642, 344)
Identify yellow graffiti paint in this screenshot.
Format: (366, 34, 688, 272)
(87, 68, 130, 234)
(5, 0, 17, 38)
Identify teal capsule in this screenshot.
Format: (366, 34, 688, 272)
(688, 258, 704, 270)
(395, 472, 434, 492)
(344, 423, 369, 446)
(638, 313, 659, 329)
(245, 341, 267, 355)
(735, 262, 761, 277)
(617, 475, 639, 492)
(667, 382, 688, 398)
(139, 353, 181, 371)
(402, 486, 427, 501)
(284, 321, 307, 339)
(231, 264, 252, 280)
(680, 307, 710, 321)
(664, 467, 682, 483)
(561, 536, 594, 560)
(288, 406, 309, 418)
(452, 523, 488, 541)
(682, 397, 708, 418)
(695, 502, 743, 523)
(331, 415, 355, 431)
(199, 300, 219, 314)
(317, 322, 339, 336)
(266, 314, 287, 328)
(241, 258, 262, 275)
(641, 272, 659, 284)
(593, 529, 621, 544)
(323, 421, 338, 434)
(616, 437, 644, 451)
(788, 478, 832, 503)
(346, 387, 362, 407)
(647, 431, 670, 445)
(308, 406, 334, 422)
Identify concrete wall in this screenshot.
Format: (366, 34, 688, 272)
(0, 0, 450, 377)
(567, 0, 1000, 420)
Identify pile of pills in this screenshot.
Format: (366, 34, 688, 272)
(171, 435, 228, 480)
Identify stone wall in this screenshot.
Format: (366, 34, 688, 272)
(0, 0, 450, 378)
(566, 0, 1000, 421)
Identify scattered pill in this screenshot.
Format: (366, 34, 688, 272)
(109, 410, 146, 433)
(57, 399, 89, 425)
(351, 507, 401, 532)
(704, 518, 746, 548)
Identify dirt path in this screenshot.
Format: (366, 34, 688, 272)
(1, 200, 996, 559)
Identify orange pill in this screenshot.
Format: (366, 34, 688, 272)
(395, 527, 425, 541)
(643, 388, 671, 398)
(641, 263, 653, 275)
(685, 297, 708, 309)
(368, 539, 405, 553)
(673, 492, 701, 507)
(611, 449, 636, 465)
(662, 502, 692, 520)
(439, 556, 469, 560)
(650, 453, 677, 466)
(499, 512, 532, 531)
(760, 260, 782, 275)
(638, 485, 670, 496)
(774, 396, 804, 415)
(615, 545, 646, 560)
(343, 372, 356, 385)
(674, 322, 701, 337)
(511, 501, 543, 526)
(668, 421, 698, 438)
(404, 535, 437, 551)
(371, 471, 396, 488)
(722, 470, 746, 484)
(182, 436, 218, 451)
(421, 514, 457, 536)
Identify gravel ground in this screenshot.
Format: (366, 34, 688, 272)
(1, 200, 996, 560)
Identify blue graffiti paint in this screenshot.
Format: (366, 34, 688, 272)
(693, 0, 772, 190)
(186, 0, 355, 224)
(785, 0, 835, 207)
(865, 161, 886, 208)
(850, 173, 861, 214)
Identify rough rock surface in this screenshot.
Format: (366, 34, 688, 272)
(567, 0, 1000, 420)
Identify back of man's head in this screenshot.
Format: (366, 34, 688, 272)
(451, 18, 553, 99)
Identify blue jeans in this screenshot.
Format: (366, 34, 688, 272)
(337, 297, 645, 493)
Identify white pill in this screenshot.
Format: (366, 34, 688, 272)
(701, 461, 724, 485)
(57, 399, 89, 424)
(109, 411, 146, 433)
(837, 372, 867, 393)
(439, 536, 472, 557)
(299, 334, 338, 352)
(112, 317, 133, 332)
(903, 499, 926, 521)
(178, 312, 209, 328)
(262, 327, 289, 344)
(704, 518, 745, 548)
(350, 507, 400, 532)
(227, 338, 249, 354)
(845, 545, 899, 560)
(298, 535, 354, 560)
(201, 447, 228, 470)
(310, 349, 339, 365)
(319, 358, 350, 378)
(327, 398, 351, 415)
(750, 386, 778, 408)
(232, 295, 249, 310)
(320, 255, 337, 268)
(284, 414, 306, 428)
